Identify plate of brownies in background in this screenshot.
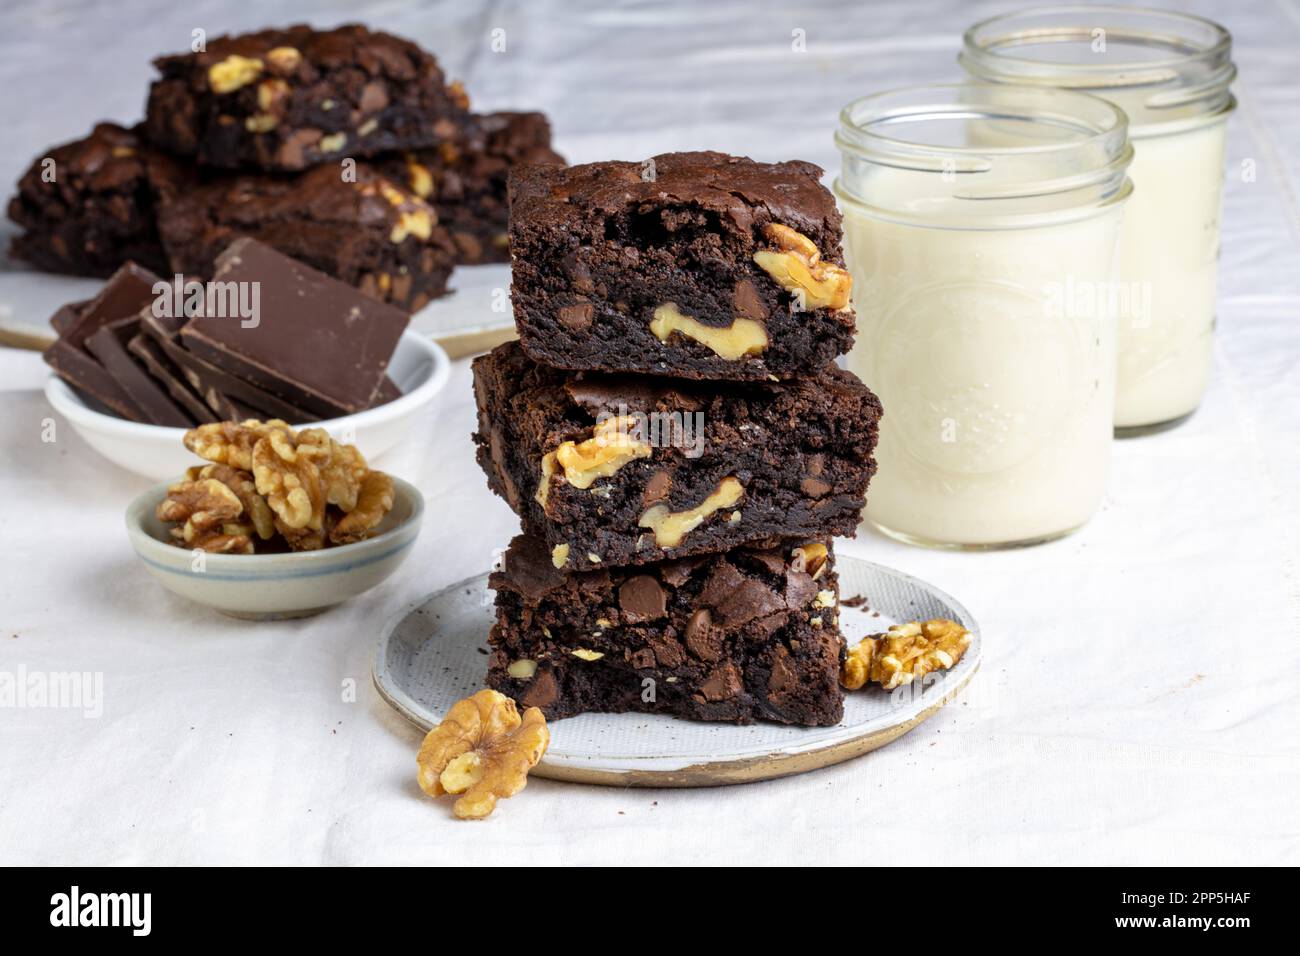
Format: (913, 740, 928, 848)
(385, 151, 980, 796)
(5, 23, 564, 446)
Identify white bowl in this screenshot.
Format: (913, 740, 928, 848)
(45, 329, 450, 481)
(126, 476, 424, 620)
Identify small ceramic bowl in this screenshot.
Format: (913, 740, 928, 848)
(46, 330, 450, 481)
(125, 476, 424, 620)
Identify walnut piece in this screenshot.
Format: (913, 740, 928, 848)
(157, 478, 253, 554)
(537, 416, 652, 509)
(416, 689, 549, 820)
(264, 46, 302, 75)
(791, 542, 829, 580)
(638, 476, 744, 548)
(330, 471, 395, 545)
(208, 55, 264, 94)
(297, 427, 369, 512)
(189, 463, 276, 541)
(649, 302, 769, 359)
(842, 619, 972, 691)
(252, 428, 324, 531)
(170, 420, 397, 554)
(184, 419, 292, 471)
(753, 223, 852, 311)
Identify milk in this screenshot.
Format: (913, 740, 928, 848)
(1113, 120, 1229, 429)
(843, 205, 1123, 547)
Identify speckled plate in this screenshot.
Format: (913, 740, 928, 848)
(373, 554, 981, 787)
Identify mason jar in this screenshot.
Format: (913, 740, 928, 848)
(961, 6, 1236, 434)
(835, 83, 1132, 549)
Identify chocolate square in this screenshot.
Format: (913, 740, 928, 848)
(179, 239, 409, 417)
(42, 263, 163, 421)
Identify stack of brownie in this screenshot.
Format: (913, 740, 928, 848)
(472, 152, 882, 726)
(8, 24, 563, 312)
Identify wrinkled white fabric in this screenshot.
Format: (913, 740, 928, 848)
(1, 0, 1297, 865)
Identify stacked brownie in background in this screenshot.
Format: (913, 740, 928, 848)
(472, 151, 882, 726)
(8, 23, 563, 312)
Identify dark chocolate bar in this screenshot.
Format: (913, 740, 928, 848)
(43, 263, 163, 421)
(126, 334, 218, 425)
(86, 318, 194, 426)
(140, 311, 316, 423)
(179, 239, 409, 417)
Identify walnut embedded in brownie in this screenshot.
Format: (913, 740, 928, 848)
(378, 111, 564, 264)
(145, 23, 470, 172)
(508, 150, 856, 381)
(154, 164, 456, 311)
(488, 533, 844, 726)
(7, 123, 170, 277)
(472, 340, 880, 571)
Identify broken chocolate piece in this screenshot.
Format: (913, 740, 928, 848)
(43, 263, 163, 421)
(179, 239, 410, 417)
(85, 318, 193, 426)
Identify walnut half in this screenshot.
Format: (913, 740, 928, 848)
(842, 619, 972, 691)
(753, 223, 851, 311)
(416, 689, 550, 820)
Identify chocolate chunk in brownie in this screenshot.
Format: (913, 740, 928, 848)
(472, 340, 880, 570)
(378, 111, 564, 264)
(145, 24, 469, 172)
(154, 163, 456, 312)
(488, 533, 844, 725)
(7, 124, 170, 277)
(508, 150, 856, 381)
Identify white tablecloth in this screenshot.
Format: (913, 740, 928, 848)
(2, 0, 1298, 866)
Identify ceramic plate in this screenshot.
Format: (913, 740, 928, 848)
(373, 554, 981, 787)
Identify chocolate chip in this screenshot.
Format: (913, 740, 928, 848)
(766, 646, 798, 697)
(733, 278, 767, 321)
(558, 301, 594, 331)
(698, 561, 786, 628)
(520, 667, 559, 709)
(784, 569, 817, 609)
(742, 547, 786, 576)
(658, 555, 705, 587)
(619, 575, 667, 622)
(699, 661, 742, 701)
(630, 647, 656, 669)
(359, 81, 389, 113)
(647, 633, 685, 668)
(643, 469, 671, 506)
(800, 477, 832, 498)
(684, 608, 722, 662)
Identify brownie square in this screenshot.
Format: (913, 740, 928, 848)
(488, 534, 844, 726)
(472, 341, 880, 571)
(179, 238, 410, 417)
(145, 24, 469, 172)
(7, 124, 170, 277)
(154, 163, 457, 312)
(508, 150, 856, 381)
(378, 111, 564, 264)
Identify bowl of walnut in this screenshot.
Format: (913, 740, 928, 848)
(125, 420, 424, 620)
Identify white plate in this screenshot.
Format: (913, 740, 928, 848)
(373, 553, 981, 787)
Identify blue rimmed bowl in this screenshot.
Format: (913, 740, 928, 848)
(125, 476, 424, 620)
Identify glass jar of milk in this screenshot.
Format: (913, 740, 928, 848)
(961, 7, 1236, 434)
(835, 84, 1132, 549)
